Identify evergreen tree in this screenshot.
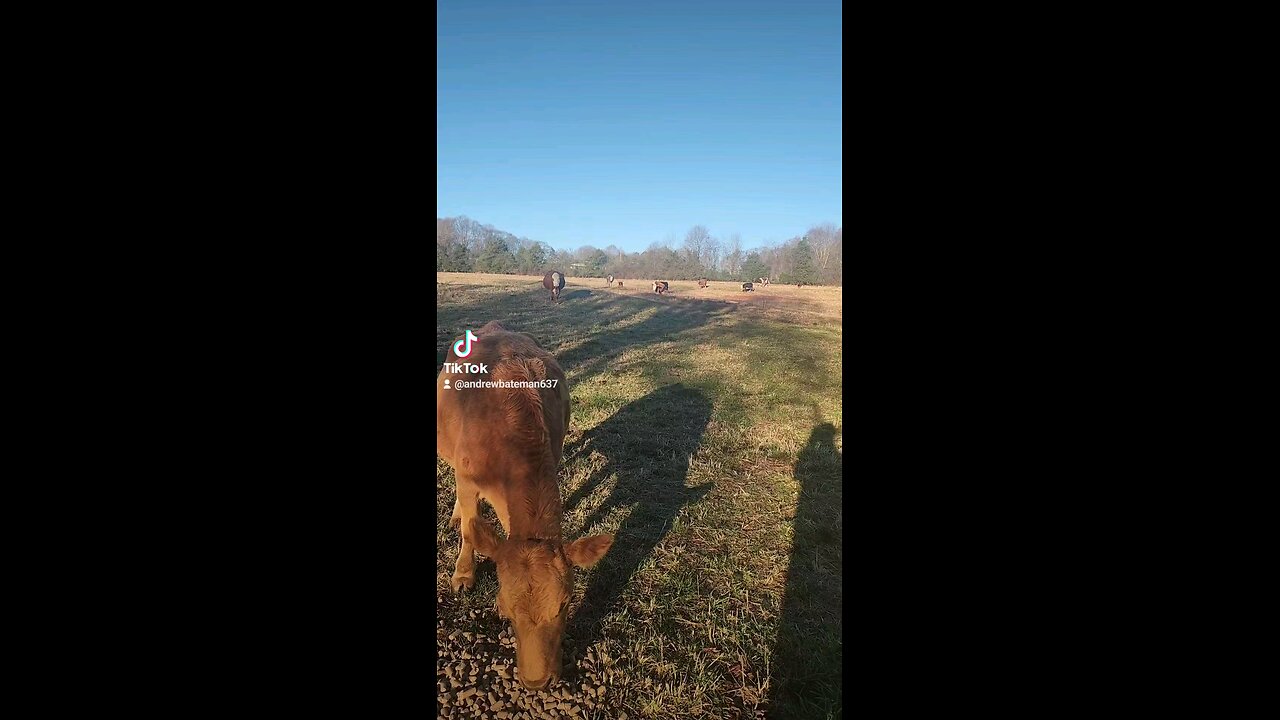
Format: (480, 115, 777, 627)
(447, 243, 473, 272)
(788, 239, 818, 284)
(528, 242, 548, 272)
(476, 236, 515, 273)
(741, 252, 770, 282)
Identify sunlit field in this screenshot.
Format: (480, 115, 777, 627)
(436, 271, 842, 719)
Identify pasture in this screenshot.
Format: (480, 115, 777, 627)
(436, 272, 842, 719)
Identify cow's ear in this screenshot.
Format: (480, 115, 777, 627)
(468, 518, 503, 558)
(565, 534, 614, 568)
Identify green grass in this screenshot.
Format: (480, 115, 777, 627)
(437, 275, 842, 719)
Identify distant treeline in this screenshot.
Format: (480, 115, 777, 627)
(436, 216, 842, 285)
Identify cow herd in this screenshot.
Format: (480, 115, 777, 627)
(648, 277, 768, 294)
(544, 271, 786, 299)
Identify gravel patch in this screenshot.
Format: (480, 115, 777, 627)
(438, 596, 620, 719)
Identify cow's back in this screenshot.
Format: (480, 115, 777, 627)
(437, 322, 570, 493)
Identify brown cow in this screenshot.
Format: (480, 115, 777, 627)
(616, 281, 623, 288)
(652, 280, 669, 294)
(697, 278, 708, 288)
(543, 271, 565, 301)
(437, 321, 613, 691)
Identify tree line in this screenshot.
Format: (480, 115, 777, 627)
(437, 217, 842, 286)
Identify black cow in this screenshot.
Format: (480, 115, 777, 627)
(606, 275, 615, 286)
(742, 282, 754, 292)
(652, 280, 669, 295)
(543, 271, 566, 301)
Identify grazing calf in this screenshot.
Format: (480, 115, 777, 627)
(437, 321, 613, 691)
(742, 281, 754, 292)
(652, 280, 669, 294)
(697, 278, 708, 288)
(542, 271, 565, 301)
(616, 281, 623, 288)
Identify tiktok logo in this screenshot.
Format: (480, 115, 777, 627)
(453, 329, 478, 358)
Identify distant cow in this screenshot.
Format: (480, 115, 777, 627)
(742, 282, 754, 292)
(605, 275, 614, 286)
(616, 281, 623, 288)
(758, 277, 771, 286)
(697, 278, 708, 288)
(652, 280, 669, 294)
(543, 271, 565, 301)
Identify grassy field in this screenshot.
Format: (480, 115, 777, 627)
(436, 272, 842, 719)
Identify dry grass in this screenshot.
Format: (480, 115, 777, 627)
(437, 271, 842, 719)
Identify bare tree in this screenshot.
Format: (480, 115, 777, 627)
(761, 242, 791, 281)
(725, 234, 743, 277)
(451, 216, 486, 254)
(437, 217, 454, 238)
(702, 237, 722, 275)
(437, 218, 456, 251)
(682, 225, 710, 267)
(832, 228, 842, 284)
(807, 223, 840, 277)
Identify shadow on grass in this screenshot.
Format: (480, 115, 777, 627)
(767, 423, 843, 719)
(437, 285, 736, 389)
(559, 384, 714, 663)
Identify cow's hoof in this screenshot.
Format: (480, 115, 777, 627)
(451, 573, 475, 592)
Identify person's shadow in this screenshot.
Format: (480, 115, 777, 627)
(767, 423, 843, 719)
(559, 384, 714, 661)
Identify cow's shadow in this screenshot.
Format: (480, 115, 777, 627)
(559, 384, 713, 663)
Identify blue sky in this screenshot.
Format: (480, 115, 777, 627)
(437, 0, 842, 254)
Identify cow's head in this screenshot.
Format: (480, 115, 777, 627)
(468, 519, 613, 690)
